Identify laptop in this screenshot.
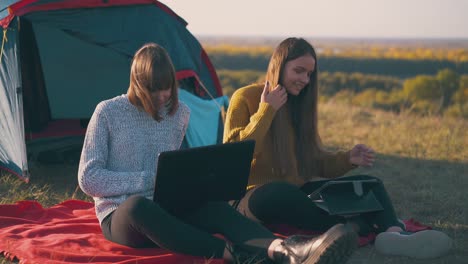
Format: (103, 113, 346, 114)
(307, 179, 384, 216)
(153, 140, 255, 214)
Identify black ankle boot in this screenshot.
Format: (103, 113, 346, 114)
(272, 223, 358, 264)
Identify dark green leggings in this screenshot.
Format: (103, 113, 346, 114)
(236, 175, 404, 235)
(101, 195, 276, 259)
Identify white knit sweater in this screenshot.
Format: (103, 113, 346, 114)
(78, 94, 190, 224)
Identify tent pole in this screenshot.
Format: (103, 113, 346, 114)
(15, 16, 30, 181)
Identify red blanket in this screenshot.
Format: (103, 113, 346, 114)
(0, 200, 430, 264)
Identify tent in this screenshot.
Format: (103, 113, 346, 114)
(0, 0, 225, 181)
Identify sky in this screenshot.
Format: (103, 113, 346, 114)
(158, 0, 468, 39)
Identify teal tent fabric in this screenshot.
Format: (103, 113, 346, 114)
(24, 5, 211, 119)
(179, 89, 229, 147)
(0, 1, 223, 180)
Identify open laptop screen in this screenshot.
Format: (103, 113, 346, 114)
(153, 140, 255, 214)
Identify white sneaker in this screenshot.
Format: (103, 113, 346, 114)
(397, 218, 406, 230)
(374, 230, 452, 259)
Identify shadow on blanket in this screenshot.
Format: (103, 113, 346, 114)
(0, 200, 430, 264)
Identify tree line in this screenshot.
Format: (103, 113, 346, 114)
(217, 69, 468, 119)
(205, 44, 468, 63)
(208, 52, 468, 78)
(207, 45, 468, 118)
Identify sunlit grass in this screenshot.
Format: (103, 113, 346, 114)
(319, 101, 468, 162)
(1, 102, 467, 264)
(317, 102, 468, 264)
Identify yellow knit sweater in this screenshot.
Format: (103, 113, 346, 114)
(223, 83, 355, 187)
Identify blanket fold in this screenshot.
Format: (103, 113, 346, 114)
(0, 200, 430, 264)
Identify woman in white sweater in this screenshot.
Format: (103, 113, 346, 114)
(78, 43, 358, 264)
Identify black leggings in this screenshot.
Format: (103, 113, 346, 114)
(101, 195, 277, 258)
(236, 175, 404, 235)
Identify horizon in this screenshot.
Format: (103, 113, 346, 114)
(196, 35, 468, 49)
(196, 34, 468, 41)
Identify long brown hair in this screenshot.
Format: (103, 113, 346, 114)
(127, 43, 178, 121)
(265, 37, 325, 179)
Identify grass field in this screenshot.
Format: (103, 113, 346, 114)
(1, 101, 467, 264)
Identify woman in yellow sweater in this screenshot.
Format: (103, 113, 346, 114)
(223, 37, 452, 259)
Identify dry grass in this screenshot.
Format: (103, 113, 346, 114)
(320, 102, 468, 264)
(1, 101, 467, 263)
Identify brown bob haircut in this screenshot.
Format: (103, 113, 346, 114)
(127, 43, 178, 121)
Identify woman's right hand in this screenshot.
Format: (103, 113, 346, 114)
(261, 81, 287, 110)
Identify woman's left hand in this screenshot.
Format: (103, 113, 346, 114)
(349, 144, 375, 167)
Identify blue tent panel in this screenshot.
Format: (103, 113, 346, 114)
(0, 0, 21, 13)
(0, 20, 28, 178)
(179, 89, 229, 147)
